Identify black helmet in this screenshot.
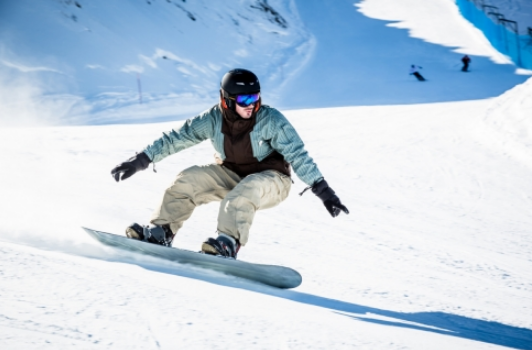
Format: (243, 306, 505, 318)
(220, 68, 260, 110)
(221, 68, 260, 95)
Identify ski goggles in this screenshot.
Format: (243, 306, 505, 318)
(230, 92, 260, 107)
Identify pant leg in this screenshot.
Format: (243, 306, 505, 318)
(151, 164, 241, 234)
(217, 170, 292, 245)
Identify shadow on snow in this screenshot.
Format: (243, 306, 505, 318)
(80, 244, 532, 350)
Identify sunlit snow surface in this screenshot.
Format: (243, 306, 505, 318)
(1, 0, 532, 349)
(1, 79, 532, 348)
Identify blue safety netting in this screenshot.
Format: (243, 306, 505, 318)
(456, 0, 532, 69)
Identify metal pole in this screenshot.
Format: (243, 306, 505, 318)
(515, 22, 522, 66)
(137, 73, 142, 104)
(500, 19, 522, 67)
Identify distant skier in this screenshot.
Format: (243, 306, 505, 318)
(461, 55, 471, 72)
(409, 65, 425, 81)
(110, 68, 349, 258)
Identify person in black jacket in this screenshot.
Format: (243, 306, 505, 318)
(461, 55, 471, 72)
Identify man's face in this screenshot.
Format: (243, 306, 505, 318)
(235, 103, 255, 119)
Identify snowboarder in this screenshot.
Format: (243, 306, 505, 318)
(409, 64, 425, 81)
(111, 68, 349, 258)
(461, 55, 471, 72)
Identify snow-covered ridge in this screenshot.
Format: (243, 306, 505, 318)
(2, 0, 532, 126)
(356, 0, 511, 62)
(0, 0, 312, 125)
(476, 76, 532, 169)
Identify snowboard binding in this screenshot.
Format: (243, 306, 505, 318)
(201, 233, 240, 258)
(126, 223, 174, 247)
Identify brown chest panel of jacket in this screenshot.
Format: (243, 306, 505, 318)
(220, 105, 291, 178)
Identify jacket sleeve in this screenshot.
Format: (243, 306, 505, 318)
(268, 110, 323, 186)
(142, 106, 217, 163)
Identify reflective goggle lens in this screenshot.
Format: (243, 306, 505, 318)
(235, 93, 260, 107)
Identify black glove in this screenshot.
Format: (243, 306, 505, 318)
(312, 179, 349, 217)
(111, 152, 151, 182)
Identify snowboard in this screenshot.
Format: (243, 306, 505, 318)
(82, 227, 302, 289)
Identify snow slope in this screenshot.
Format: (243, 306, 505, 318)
(279, 0, 530, 109)
(0, 0, 311, 125)
(1, 0, 532, 349)
(1, 79, 532, 349)
(1, 0, 530, 125)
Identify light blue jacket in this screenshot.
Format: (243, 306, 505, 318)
(142, 104, 323, 186)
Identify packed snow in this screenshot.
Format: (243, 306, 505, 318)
(1, 0, 532, 349)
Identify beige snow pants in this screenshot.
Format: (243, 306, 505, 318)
(150, 164, 291, 245)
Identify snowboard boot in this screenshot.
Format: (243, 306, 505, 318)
(201, 233, 240, 258)
(126, 223, 175, 247)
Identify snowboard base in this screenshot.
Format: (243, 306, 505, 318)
(83, 227, 302, 289)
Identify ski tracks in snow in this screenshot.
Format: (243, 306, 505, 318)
(0, 244, 104, 347)
(0, 241, 190, 349)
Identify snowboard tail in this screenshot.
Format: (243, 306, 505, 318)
(83, 227, 302, 289)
